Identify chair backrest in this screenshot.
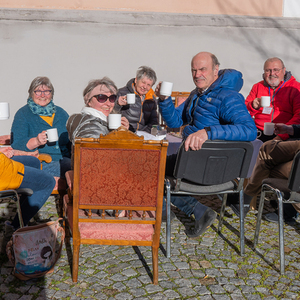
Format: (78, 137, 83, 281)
(288, 151, 300, 192)
(172, 91, 190, 107)
(72, 127, 168, 227)
(173, 140, 253, 185)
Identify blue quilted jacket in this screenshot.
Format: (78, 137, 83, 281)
(159, 69, 257, 141)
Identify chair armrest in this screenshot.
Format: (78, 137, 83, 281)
(38, 153, 52, 163)
(65, 170, 74, 191)
(65, 170, 74, 197)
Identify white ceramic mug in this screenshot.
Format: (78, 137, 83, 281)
(160, 81, 173, 97)
(0, 102, 10, 120)
(108, 114, 121, 129)
(46, 128, 59, 142)
(264, 122, 275, 136)
(126, 93, 135, 104)
(261, 96, 271, 107)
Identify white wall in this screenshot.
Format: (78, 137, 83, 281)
(1, 9, 300, 134)
(283, 0, 300, 17)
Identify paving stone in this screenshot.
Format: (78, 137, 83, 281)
(177, 286, 197, 296)
(114, 293, 133, 300)
(220, 268, 236, 277)
(163, 289, 180, 299)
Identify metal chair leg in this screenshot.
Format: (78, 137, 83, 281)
(254, 190, 265, 247)
(277, 190, 285, 274)
(239, 190, 245, 256)
(165, 180, 171, 258)
(218, 193, 227, 232)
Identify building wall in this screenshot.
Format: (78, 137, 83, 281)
(1, 8, 300, 134)
(0, 0, 284, 17)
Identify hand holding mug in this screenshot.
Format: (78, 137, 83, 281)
(252, 98, 261, 110)
(121, 116, 130, 130)
(274, 123, 294, 135)
(155, 82, 167, 101)
(252, 96, 270, 110)
(118, 95, 127, 106)
(37, 131, 47, 146)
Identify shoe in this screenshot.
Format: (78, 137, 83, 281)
(185, 208, 217, 238)
(162, 210, 176, 222)
(1, 221, 15, 254)
(264, 212, 297, 226)
(230, 203, 250, 218)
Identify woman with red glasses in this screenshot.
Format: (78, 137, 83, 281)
(67, 77, 129, 146)
(10, 76, 71, 178)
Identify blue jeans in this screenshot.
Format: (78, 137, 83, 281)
(11, 157, 56, 229)
(41, 157, 71, 178)
(163, 195, 207, 218)
(12, 155, 41, 169)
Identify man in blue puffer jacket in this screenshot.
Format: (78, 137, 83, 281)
(156, 51, 257, 238)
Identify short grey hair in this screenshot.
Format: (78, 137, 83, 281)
(28, 76, 54, 98)
(211, 54, 220, 70)
(136, 66, 157, 85)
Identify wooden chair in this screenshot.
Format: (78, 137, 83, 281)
(63, 127, 168, 284)
(172, 91, 190, 108)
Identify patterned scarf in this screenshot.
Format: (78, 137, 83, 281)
(27, 98, 56, 116)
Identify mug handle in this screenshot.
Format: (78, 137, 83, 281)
(257, 130, 262, 138)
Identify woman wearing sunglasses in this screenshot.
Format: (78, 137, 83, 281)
(67, 77, 129, 147)
(10, 76, 71, 178)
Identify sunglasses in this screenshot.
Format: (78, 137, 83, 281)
(93, 94, 117, 103)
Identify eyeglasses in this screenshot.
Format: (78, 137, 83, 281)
(93, 94, 117, 103)
(33, 90, 52, 96)
(264, 68, 283, 74)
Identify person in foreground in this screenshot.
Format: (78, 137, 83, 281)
(0, 154, 55, 254)
(156, 51, 257, 238)
(112, 66, 158, 133)
(10, 76, 71, 178)
(67, 77, 129, 146)
(233, 123, 300, 224)
(245, 57, 300, 142)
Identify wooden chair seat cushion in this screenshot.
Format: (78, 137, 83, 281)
(63, 195, 155, 241)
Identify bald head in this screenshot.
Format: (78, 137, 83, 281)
(191, 52, 220, 91)
(264, 57, 285, 70)
(263, 57, 286, 88)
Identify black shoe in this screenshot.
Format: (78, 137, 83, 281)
(185, 208, 217, 238)
(264, 212, 297, 226)
(230, 203, 250, 218)
(162, 210, 176, 222)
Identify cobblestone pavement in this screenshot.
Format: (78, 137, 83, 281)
(1, 194, 300, 299)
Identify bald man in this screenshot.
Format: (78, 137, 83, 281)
(245, 57, 300, 142)
(155, 52, 256, 237)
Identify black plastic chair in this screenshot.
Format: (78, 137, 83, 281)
(254, 151, 300, 274)
(165, 140, 254, 258)
(0, 188, 33, 228)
